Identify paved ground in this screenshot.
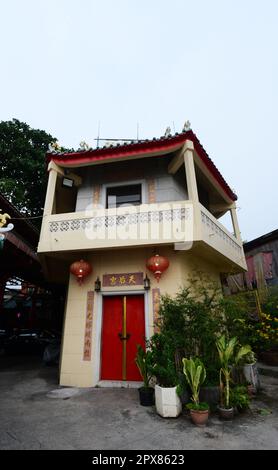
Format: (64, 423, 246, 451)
(0, 355, 278, 450)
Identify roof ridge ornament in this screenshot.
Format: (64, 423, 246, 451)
(79, 141, 90, 151)
(164, 126, 172, 137)
(48, 141, 62, 153)
(182, 120, 191, 132)
(0, 210, 14, 234)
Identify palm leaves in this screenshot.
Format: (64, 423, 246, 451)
(182, 357, 206, 406)
(216, 335, 252, 408)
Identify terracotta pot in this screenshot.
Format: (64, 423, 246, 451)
(218, 406, 234, 420)
(189, 409, 209, 426)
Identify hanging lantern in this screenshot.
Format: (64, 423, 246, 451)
(70, 259, 92, 285)
(146, 254, 169, 282)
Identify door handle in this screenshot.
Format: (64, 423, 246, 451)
(118, 332, 131, 341)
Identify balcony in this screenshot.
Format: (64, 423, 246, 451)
(38, 201, 193, 252)
(199, 204, 246, 269)
(38, 200, 246, 270)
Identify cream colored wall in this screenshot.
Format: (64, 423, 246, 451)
(59, 246, 221, 388)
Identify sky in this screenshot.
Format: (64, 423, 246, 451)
(0, 0, 277, 241)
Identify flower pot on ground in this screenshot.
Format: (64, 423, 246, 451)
(243, 361, 260, 393)
(218, 406, 234, 420)
(155, 384, 182, 417)
(182, 357, 209, 426)
(187, 402, 209, 426)
(135, 344, 154, 407)
(147, 334, 182, 417)
(138, 386, 154, 406)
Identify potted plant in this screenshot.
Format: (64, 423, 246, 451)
(242, 350, 260, 393)
(230, 385, 250, 413)
(148, 334, 182, 418)
(182, 357, 209, 426)
(216, 335, 251, 419)
(135, 345, 154, 406)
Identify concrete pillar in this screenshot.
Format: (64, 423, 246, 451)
(230, 204, 241, 241)
(183, 140, 202, 239)
(43, 167, 58, 217)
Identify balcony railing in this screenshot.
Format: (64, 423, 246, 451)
(38, 201, 246, 270)
(38, 201, 194, 253)
(200, 204, 246, 268)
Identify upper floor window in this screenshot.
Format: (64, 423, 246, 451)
(106, 184, 142, 209)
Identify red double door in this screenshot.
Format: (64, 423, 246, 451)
(101, 295, 145, 381)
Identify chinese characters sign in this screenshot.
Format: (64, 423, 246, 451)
(83, 291, 94, 361)
(102, 272, 144, 287)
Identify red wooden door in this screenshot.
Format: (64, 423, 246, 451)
(101, 295, 145, 381)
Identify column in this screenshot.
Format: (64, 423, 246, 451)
(183, 140, 202, 240)
(230, 204, 241, 241)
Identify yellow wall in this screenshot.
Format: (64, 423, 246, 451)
(59, 246, 221, 387)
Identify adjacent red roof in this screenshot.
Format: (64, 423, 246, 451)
(47, 130, 237, 201)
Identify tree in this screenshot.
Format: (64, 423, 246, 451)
(0, 119, 57, 225)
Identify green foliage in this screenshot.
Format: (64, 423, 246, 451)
(216, 335, 252, 408)
(135, 344, 153, 388)
(247, 288, 278, 352)
(156, 284, 224, 385)
(147, 279, 259, 395)
(0, 119, 57, 226)
(147, 334, 179, 387)
(221, 287, 278, 353)
(182, 357, 206, 406)
(230, 385, 250, 410)
(186, 402, 209, 411)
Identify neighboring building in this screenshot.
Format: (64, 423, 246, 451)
(225, 229, 278, 294)
(38, 129, 246, 387)
(0, 193, 43, 329)
(0, 193, 65, 331)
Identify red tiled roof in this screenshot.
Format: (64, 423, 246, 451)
(47, 130, 237, 201)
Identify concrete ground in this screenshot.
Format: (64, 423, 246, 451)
(0, 355, 278, 450)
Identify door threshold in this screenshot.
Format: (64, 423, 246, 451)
(97, 380, 143, 388)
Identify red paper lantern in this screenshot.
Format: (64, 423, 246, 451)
(146, 254, 169, 282)
(70, 259, 92, 285)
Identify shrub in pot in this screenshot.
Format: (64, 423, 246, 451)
(182, 357, 209, 426)
(230, 385, 250, 413)
(135, 345, 154, 406)
(216, 335, 251, 419)
(148, 334, 182, 418)
(242, 351, 260, 393)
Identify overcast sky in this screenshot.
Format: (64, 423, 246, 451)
(1, 0, 277, 241)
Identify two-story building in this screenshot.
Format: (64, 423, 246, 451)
(38, 128, 246, 387)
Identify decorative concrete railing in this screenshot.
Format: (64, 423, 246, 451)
(38, 201, 194, 253)
(49, 207, 189, 233)
(38, 201, 246, 270)
(200, 204, 245, 267)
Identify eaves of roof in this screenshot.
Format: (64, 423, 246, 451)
(46, 130, 237, 201)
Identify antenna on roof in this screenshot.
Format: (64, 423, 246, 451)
(96, 121, 101, 149)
